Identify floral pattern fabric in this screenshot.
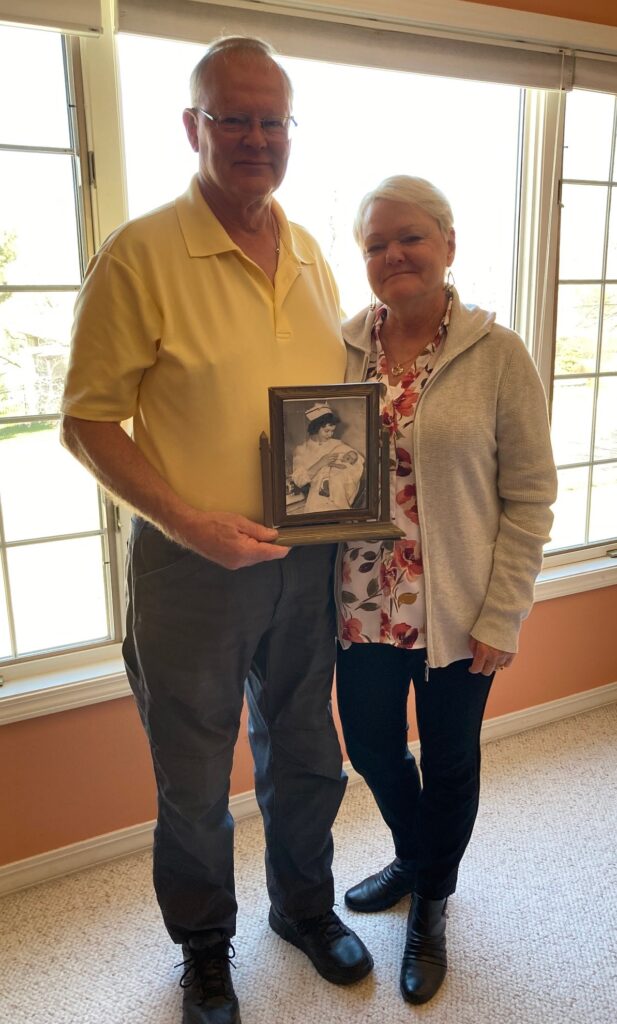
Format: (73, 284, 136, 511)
(339, 295, 452, 649)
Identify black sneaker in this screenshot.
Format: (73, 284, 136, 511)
(268, 907, 373, 985)
(177, 936, 241, 1024)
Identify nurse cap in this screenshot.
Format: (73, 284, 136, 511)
(305, 402, 335, 422)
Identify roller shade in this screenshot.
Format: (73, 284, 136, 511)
(0, 1, 102, 34)
(117, 0, 616, 93)
(574, 53, 617, 93)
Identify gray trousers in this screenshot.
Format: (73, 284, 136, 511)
(122, 518, 345, 944)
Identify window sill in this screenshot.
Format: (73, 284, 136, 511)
(0, 651, 130, 726)
(534, 554, 617, 602)
(0, 558, 615, 726)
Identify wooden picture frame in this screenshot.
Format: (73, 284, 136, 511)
(260, 383, 403, 546)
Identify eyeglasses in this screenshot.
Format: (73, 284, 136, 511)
(195, 109, 297, 139)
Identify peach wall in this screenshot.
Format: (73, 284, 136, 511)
(1, 0, 616, 872)
(1, 586, 616, 866)
(462, 0, 617, 28)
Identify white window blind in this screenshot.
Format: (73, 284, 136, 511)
(117, 0, 617, 93)
(0, 0, 102, 34)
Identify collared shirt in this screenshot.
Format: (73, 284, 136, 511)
(62, 175, 345, 520)
(339, 294, 452, 648)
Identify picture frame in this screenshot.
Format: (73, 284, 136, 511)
(260, 382, 404, 546)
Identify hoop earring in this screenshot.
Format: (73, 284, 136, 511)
(445, 269, 455, 290)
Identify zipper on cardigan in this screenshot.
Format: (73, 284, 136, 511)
(413, 363, 447, 678)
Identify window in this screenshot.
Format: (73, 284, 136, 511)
(0, 25, 123, 668)
(548, 89, 617, 554)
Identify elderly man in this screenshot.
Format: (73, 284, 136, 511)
(61, 36, 372, 1024)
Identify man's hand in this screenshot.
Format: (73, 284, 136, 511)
(468, 636, 515, 675)
(177, 509, 289, 570)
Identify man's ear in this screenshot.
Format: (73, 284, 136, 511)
(182, 108, 199, 152)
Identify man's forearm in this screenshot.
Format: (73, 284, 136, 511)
(60, 415, 192, 540)
(60, 415, 288, 569)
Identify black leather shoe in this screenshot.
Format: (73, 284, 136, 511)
(345, 858, 415, 912)
(400, 896, 448, 1004)
(269, 907, 373, 985)
(178, 935, 241, 1024)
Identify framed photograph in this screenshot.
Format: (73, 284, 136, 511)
(260, 383, 404, 546)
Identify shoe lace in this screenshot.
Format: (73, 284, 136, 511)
(296, 910, 350, 942)
(176, 941, 237, 1003)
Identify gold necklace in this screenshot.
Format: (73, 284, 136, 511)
(382, 293, 451, 377)
(385, 322, 444, 376)
(380, 321, 420, 378)
(389, 354, 417, 377)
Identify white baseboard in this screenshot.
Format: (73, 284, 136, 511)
(479, 679, 617, 744)
(1, 681, 615, 897)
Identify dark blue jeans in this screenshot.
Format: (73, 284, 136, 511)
(123, 518, 345, 944)
(336, 642, 493, 899)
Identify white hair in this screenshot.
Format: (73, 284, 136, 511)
(189, 35, 293, 110)
(353, 175, 454, 247)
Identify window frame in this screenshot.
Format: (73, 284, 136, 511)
(550, 94, 617, 559)
(515, 87, 617, 568)
(0, 30, 126, 677)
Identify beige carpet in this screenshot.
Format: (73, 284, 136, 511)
(2, 703, 616, 1023)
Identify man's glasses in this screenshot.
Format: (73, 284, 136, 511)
(195, 109, 297, 139)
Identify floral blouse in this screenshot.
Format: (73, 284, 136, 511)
(339, 294, 452, 649)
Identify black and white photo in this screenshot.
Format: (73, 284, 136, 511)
(264, 383, 382, 531)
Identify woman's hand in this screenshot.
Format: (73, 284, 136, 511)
(468, 637, 515, 675)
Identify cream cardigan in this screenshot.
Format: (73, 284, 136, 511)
(342, 289, 558, 667)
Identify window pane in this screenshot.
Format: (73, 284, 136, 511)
(0, 562, 10, 659)
(0, 152, 81, 285)
(559, 184, 608, 281)
(554, 284, 600, 375)
(601, 286, 617, 372)
(0, 421, 101, 542)
(594, 377, 617, 460)
(277, 61, 520, 323)
(117, 34, 520, 325)
(589, 462, 617, 542)
(551, 378, 594, 465)
(562, 91, 615, 183)
(117, 34, 198, 220)
(606, 188, 617, 280)
(8, 537, 110, 656)
(0, 291, 76, 417)
(0, 26, 70, 149)
(549, 467, 589, 550)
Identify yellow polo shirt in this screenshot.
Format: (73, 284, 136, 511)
(62, 176, 346, 520)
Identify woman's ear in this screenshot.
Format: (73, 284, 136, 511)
(447, 228, 456, 266)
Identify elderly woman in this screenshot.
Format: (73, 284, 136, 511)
(337, 176, 557, 1004)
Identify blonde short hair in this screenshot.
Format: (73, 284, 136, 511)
(353, 175, 454, 247)
(189, 36, 293, 109)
